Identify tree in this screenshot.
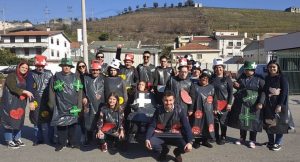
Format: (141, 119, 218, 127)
(178, 2, 183, 7)
(0, 49, 26, 66)
(153, 2, 158, 8)
(136, 5, 139, 10)
(163, 3, 167, 8)
(98, 32, 109, 41)
(170, 3, 174, 8)
(143, 3, 147, 8)
(161, 46, 173, 58)
(128, 6, 132, 12)
(124, 8, 128, 13)
(185, 0, 195, 7)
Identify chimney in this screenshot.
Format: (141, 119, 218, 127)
(46, 28, 51, 31)
(244, 32, 248, 38)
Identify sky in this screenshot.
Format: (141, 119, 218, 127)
(0, 0, 300, 24)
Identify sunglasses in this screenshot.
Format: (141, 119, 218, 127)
(96, 56, 104, 59)
(91, 69, 100, 71)
(143, 56, 150, 58)
(78, 65, 86, 68)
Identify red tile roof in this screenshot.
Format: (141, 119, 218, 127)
(176, 43, 214, 50)
(191, 37, 214, 42)
(3, 31, 62, 36)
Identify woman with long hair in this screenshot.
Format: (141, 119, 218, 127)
(263, 60, 294, 151)
(1, 61, 33, 149)
(96, 92, 125, 152)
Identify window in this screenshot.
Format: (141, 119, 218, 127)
(64, 41, 67, 47)
(24, 36, 29, 43)
(228, 53, 233, 56)
(10, 36, 15, 43)
(36, 36, 41, 43)
(51, 50, 54, 56)
(237, 42, 241, 46)
(10, 48, 16, 54)
(197, 54, 202, 59)
(51, 38, 54, 44)
(24, 48, 29, 56)
(36, 48, 42, 54)
(57, 39, 59, 45)
(228, 42, 233, 46)
(57, 51, 60, 57)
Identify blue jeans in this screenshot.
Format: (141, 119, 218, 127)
(3, 128, 21, 142)
(267, 133, 283, 145)
(34, 123, 54, 142)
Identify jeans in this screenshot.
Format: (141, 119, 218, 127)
(267, 133, 283, 145)
(149, 136, 186, 154)
(3, 128, 21, 142)
(34, 123, 54, 142)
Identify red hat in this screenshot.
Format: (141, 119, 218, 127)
(179, 57, 188, 67)
(124, 53, 134, 62)
(90, 60, 101, 70)
(34, 55, 47, 66)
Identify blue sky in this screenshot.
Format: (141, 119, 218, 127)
(1, 0, 300, 23)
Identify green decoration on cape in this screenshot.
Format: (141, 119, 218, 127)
(239, 108, 256, 127)
(73, 79, 83, 91)
(54, 80, 65, 92)
(70, 106, 81, 117)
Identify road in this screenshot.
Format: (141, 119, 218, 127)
(0, 96, 299, 162)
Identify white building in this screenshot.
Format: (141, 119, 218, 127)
(242, 40, 269, 64)
(214, 30, 246, 58)
(0, 30, 71, 61)
(171, 43, 220, 64)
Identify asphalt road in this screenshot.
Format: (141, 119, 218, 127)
(0, 96, 299, 162)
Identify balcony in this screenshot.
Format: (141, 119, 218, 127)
(0, 42, 48, 48)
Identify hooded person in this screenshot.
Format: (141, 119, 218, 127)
(126, 80, 157, 143)
(165, 57, 194, 114)
(1, 61, 33, 149)
(226, 61, 265, 149)
(48, 58, 83, 151)
(190, 61, 202, 84)
(104, 58, 128, 111)
(29, 55, 55, 146)
(189, 69, 217, 149)
(81, 60, 105, 146)
(210, 58, 233, 145)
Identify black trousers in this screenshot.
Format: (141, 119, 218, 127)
(240, 130, 257, 142)
(214, 122, 227, 139)
(149, 136, 186, 155)
(57, 123, 77, 146)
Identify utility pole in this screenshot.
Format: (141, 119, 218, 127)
(0, 8, 6, 34)
(81, 0, 89, 69)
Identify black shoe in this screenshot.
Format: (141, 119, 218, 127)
(202, 140, 213, 148)
(266, 142, 274, 150)
(193, 142, 201, 149)
(216, 139, 225, 145)
(55, 145, 65, 152)
(7, 141, 20, 149)
(70, 144, 80, 149)
(272, 144, 282, 151)
(33, 140, 44, 146)
(157, 146, 169, 161)
(14, 139, 25, 147)
(173, 148, 183, 162)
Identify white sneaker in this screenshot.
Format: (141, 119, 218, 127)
(7, 141, 20, 149)
(249, 141, 256, 149)
(14, 139, 25, 146)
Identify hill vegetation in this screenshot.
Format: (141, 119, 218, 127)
(44, 7, 300, 44)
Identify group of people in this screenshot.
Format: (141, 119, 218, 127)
(0, 46, 294, 162)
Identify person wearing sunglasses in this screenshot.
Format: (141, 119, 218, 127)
(136, 51, 155, 90)
(95, 51, 108, 76)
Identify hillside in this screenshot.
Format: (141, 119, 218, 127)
(49, 7, 300, 44)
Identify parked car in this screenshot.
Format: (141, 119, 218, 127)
(0, 65, 17, 74)
(236, 64, 267, 79)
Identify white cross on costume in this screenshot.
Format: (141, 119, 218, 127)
(135, 93, 151, 107)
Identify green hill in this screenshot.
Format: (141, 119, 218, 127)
(60, 7, 300, 43)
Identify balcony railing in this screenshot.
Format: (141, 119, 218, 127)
(0, 42, 48, 48)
